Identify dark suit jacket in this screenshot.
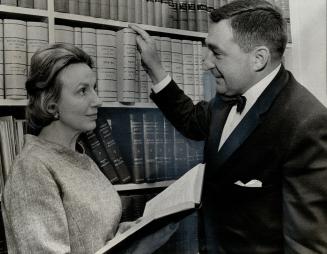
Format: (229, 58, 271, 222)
(150, 66, 327, 253)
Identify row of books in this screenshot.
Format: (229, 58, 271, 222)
(80, 110, 204, 184)
(0, 20, 205, 103)
(0, 0, 46, 9)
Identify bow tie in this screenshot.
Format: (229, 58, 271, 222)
(220, 95, 247, 113)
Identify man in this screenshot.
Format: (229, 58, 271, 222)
(130, 0, 327, 253)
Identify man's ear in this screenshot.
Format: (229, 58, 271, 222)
(252, 46, 270, 71)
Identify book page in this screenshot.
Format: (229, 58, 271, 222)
(143, 163, 205, 218)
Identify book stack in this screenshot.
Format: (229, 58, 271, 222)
(0, 0, 46, 9)
(111, 110, 204, 183)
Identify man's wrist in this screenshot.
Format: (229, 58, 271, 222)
(152, 75, 172, 94)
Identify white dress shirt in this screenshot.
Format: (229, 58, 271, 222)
(152, 64, 281, 151)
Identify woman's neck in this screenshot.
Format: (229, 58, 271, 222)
(38, 121, 81, 150)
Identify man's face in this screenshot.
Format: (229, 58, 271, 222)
(204, 19, 254, 96)
(56, 63, 101, 133)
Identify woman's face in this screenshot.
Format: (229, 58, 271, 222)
(55, 63, 101, 133)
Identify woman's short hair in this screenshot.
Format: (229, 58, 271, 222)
(25, 43, 94, 135)
(210, 0, 287, 60)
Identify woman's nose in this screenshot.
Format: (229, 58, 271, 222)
(91, 89, 102, 107)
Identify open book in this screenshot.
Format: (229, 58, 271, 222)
(95, 163, 205, 254)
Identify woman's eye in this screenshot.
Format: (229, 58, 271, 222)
(79, 87, 87, 95)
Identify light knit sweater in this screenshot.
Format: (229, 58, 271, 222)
(1, 134, 122, 254)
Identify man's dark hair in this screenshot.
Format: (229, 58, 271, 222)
(211, 0, 287, 60)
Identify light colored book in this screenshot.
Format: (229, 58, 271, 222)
(109, 0, 118, 20)
(69, 0, 79, 14)
(81, 27, 97, 69)
(33, 0, 47, 9)
(193, 40, 200, 103)
(78, 0, 90, 16)
(118, 0, 128, 22)
(96, 29, 117, 102)
(178, 0, 188, 30)
(0, 19, 4, 99)
(3, 19, 27, 99)
(27, 21, 48, 75)
(127, 0, 135, 22)
(141, 0, 148, 24)
(147, 0, 155, 26)
(0, 0, 16, 6)
(18, 0, 33, 8)
(182, 39, 194, 100)
(197, 41, 204, 100)
(55, 24, 74, 44)
(54, 0, 69, 12)
(187, 0, 196, 31)
(207, 0, 214, 27)
(95, 163, 205, 254)
(134, 0, 143, 24)
(90, 0, 101, 18)
(154, 0, 162, 27)
(160, 36, 172, 74)
(73, 26, 82, 48)
(171, 38, 183, 89)
(100, 0, 110, 19)
(116, 28, 136, 103)
(196, 0, 208, 32)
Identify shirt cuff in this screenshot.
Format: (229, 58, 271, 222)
(152, 75, 172, 94)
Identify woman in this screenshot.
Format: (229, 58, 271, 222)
(1, 43, 176, 254)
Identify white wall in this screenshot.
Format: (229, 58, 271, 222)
(289, 0, 327, 106)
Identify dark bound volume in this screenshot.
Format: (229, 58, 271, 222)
(95, 118, 132, 184)
(112, 112, 145, 183)
(154, 113, 165, 181)
(83, 131, 119, 184)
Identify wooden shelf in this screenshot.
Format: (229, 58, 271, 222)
(0, 5, 48, 18)
(54, 12, 207, 39)
(114, 180, 174, 191)
(0, 99, 28, 106)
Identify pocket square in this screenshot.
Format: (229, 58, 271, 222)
(234, 179, 262, 188)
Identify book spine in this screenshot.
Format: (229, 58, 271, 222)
(116, 28, 136, 103)
(197, 41, 204, 100)
(134, 0, 143, 23)
(171, 39, 183, 89)
(69, 0, 79, 14)
(147, 0, 155, 26)
(137, 51, 149, 103)
(120, 195, 135, 222)
(154, 112, 165, 181)
(100, 0, 110, 19)
(143, 112, 157, 182)
(26, 21, 48, 75)
(173, 128, 188, 177)
(33, 0, 47, 9)
(187, 0, 196, 31)
(17, 0, 33, 8)
(127, 0, 135, 22)
(0, 0, 16, 6)
(96, 29, 117, 102)
(192, 40, 199, 103)
(168, 0, 178, 29)
(118, 0, 128, 22)
(154, 0, 162, 27)
(163, 118, 175, 179)
(109, 0, 118, 20)
(182, 39, 194, 101)
(96, 118, 132, 183)
(141, 0, 148, 24)
(81, 27, 97, 70)
(178, 0, 188, 30)
(54, 0, 69, 12)
(84, 131, 119, 183)
(90, 0, 101, 17)
(207, 0, 214, 27)
(3, 19, 27, 99)
(196, 0, 207, 32)
(55, 24, 74, 45)
(161, 0, 169, 27)
(160, 36, 172, 74)
(73, 26, 82, 48)
(0, 20, 4, 99)
(78, 0, 90, 16)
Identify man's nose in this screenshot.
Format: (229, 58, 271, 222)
(202, 50, 215, 71)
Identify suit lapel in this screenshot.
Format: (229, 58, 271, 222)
(213, 65, 290, 167)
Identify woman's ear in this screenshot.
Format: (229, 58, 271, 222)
(46, 102, 57, 115)
(252, 46, 270, 71)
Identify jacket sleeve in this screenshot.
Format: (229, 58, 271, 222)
(2, 156, 71, 254)
(150, 80, 211, 141)
(283, 113, 327, 253)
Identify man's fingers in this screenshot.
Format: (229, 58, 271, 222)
(129, 24, 151, 42)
